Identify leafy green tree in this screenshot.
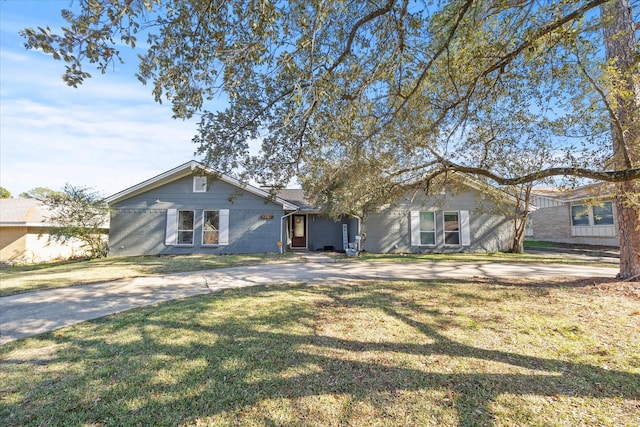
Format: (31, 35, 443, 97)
(0, 187, 10, 198)
(19, 187, 64, 199)
(20, 0, 639, 277)
(40, 184, 109, 259)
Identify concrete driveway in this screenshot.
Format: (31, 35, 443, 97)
(0, 259, 618, 345)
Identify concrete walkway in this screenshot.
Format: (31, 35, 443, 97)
(0, 259, 618, 345)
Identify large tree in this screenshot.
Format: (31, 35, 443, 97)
(22, 0, 639, 278)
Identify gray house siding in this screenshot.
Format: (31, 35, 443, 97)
(107, 162, 518, 256)
(109, 175, 284, 256)
(362, 189, 513, 253)
(305, 215, 360, 251)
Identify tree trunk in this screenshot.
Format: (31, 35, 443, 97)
(510, 219, 526, 254)
(510, 185, 533, 254)
(616, 181, 640, 279)
(601, 0, 640, 280)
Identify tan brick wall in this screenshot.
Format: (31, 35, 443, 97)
(0, 227, 27, 264)
(1, 226, 90, 264)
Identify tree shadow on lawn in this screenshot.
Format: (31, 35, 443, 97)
(2, 280, 638, 426)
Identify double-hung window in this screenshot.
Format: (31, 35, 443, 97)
(202, 210, 220, 245)
(444, 212, 460, 245)
(419, 212, 436, 245)
(177, 210, 195, 245)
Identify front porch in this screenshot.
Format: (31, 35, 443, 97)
(282, 212, 360, 253)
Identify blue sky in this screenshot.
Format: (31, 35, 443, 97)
(0, 1, 220, 198)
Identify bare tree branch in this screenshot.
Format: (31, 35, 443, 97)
(428, 159, 640, 185)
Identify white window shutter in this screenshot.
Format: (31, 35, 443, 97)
(410, 211, 420, 246)
(165, 209, 177, 245)
(460, 210, 471, 246)
(218, 209, 230, 245)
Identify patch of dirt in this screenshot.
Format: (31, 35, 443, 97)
(589, 280, 640, 300)
(479, 276, 640, 300)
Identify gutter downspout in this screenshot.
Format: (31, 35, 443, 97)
(280, 210, 298, 254)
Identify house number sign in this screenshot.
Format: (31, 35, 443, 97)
(260, 214, 274, 220)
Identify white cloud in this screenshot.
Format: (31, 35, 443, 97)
(0, 1, 223, 197)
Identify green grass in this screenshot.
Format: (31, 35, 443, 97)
(1, 278, 638, 426)
(0, 253, 300, 297)
(523, 240, 558, 248)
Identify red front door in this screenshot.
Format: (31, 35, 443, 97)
(291, 214, 307, 248)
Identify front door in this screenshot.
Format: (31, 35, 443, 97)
(291, 214, 307, 248)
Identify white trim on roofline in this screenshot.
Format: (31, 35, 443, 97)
(0, 221, 51, 227)
(105, 161, 299, 211)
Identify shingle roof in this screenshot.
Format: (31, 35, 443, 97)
(531, 183, 615, 202)
(0, 198, 50, 225)
(276, 189, 317, 211)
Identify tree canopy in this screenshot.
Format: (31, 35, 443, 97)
(19, 187, 64, 200)
(21, 0, 639, 276)
(21, 0, 638, 184)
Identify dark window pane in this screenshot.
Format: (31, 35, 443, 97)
(445, 232, 460, 245)
(593, 202, 614, 225)
(178, 231, 193, 245)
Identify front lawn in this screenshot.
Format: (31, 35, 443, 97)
(0, 253, 300, 297)
(1, 278, 638, 426)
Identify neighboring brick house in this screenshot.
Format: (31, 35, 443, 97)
(0, 199, 88, 264)
(527, 184, 619, 247)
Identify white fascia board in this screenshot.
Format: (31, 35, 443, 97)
(105, 161, 196, 204)
(0, 222, 49, 227)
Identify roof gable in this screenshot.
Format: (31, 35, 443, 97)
(105, 161, 299, 210)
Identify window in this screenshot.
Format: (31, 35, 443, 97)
(203, 210, 220, 245)
(177, 210, 195, 244)
(193, 176, 207, 192)
(444, 212, 460, 245)
(571, 202, 614, 226)
(165, 209, 229, 246)
(419, 212, 436, 245)
(593, 202, 614, 225)
(411, 210, 470, 247)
